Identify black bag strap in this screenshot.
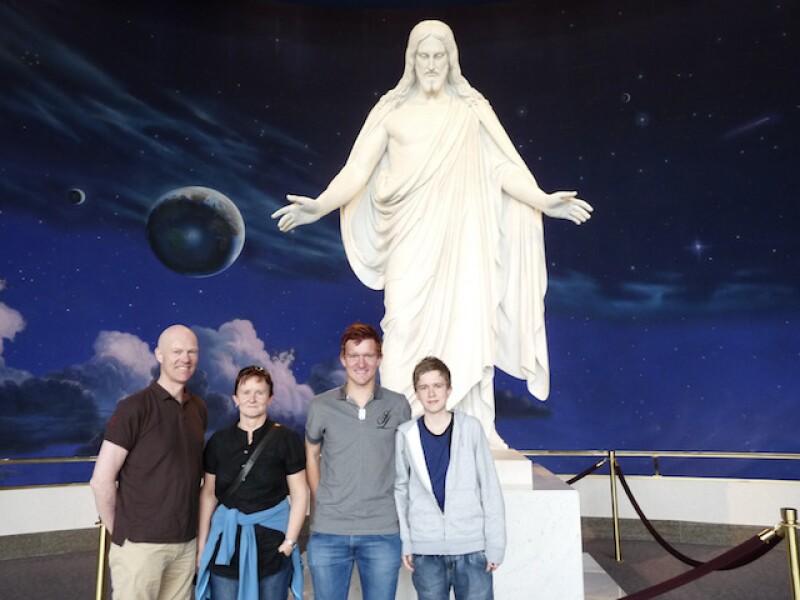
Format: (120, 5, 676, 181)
(220, 423, 280, 504)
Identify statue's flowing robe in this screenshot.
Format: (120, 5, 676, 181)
(341, 94, 549, 424)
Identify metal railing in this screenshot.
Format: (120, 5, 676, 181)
(519, 450, 800, 550)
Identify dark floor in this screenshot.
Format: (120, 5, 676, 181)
(0, 549, 103, 599)
(583, 536, 792, 600)
(0, 532, 793, 599)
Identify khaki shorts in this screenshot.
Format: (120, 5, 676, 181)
(108, 539, 196, 600)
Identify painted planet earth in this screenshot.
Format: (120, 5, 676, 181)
(146, 186, 245, 277)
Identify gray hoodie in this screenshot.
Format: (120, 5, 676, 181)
(394, 412, 506, 564)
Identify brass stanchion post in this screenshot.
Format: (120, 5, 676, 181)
(609, 450, 622, 561)
(95, 521, 109, 600)
(783, 508, 800, 600)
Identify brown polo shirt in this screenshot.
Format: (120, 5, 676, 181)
(104, 381, 207, 545)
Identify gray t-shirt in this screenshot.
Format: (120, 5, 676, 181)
(306, 385, 411, 535)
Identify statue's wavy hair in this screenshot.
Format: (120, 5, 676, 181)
(380, 20, 485, 109)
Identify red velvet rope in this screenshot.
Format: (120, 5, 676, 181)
(620, 534, 780, 600)
(565, 458, 607, 485)
(615, 464, 780, 570)
(614, 462, 784, 599)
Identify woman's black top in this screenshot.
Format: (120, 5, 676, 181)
(203, 419, 305, 579)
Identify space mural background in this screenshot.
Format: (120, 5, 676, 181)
(1, 0, 798, 484)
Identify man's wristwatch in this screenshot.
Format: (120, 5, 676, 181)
(283, 538, 296, 547)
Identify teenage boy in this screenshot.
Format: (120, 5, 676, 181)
(395, 356, 506, 600)
(305, 322, 411, 600)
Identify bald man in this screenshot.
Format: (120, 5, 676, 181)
(90, 324, 208, 600)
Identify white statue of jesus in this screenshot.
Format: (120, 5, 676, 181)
(272, 20, 592, 447)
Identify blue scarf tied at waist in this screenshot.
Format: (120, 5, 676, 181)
(195, 498, 303, 600)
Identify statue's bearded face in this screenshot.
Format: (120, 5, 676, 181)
(414, 36, 449, 95)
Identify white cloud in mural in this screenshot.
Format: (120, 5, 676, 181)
(74, 320, 313, 430)
(0, 302, 25, 356)
(0, 283, 30, 382)
(92, 330, 156, 387)
(193, 319, 314, 426)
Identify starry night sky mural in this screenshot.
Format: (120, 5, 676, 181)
(0, 0, 797, 483)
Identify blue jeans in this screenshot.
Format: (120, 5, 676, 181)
(307, 532, 401, 600)
(411, 552, 494, 600)
(208, 556, 292, 600)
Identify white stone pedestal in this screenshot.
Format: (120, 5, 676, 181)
(495, 463, 584, 599)
(492, 447, 535, 488)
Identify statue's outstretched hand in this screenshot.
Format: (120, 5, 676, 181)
(542, 191, 593, 225)
(271, 194, 323, 232)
